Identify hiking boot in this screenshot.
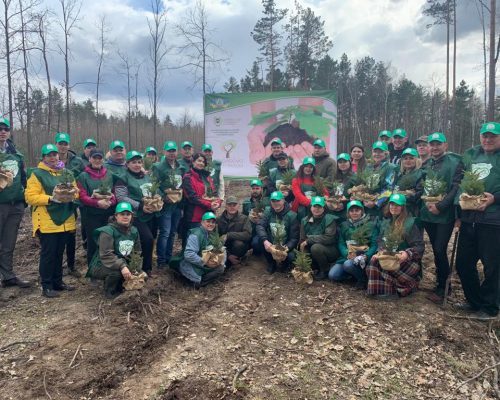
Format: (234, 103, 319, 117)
(42, 289, 60, 298)
(266, 264, 276, 274)
(452, 302, 479, 313)
(469, 311, 497, 321)
(53, 283, 76, 291)
(2, 277, 31, 288)
(315, 271, 328, 281)
(68, 269, 82, 278)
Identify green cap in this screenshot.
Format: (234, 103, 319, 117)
(226, 195, 238, 204)
(302, 156, 316, 166)
(126, 150, 143, 161)
(115, 202, 133, 213)
(270, 138, 283, 146)
(347, 200, 364, 211)
(163, 141, 177, 151)
(378, 130, 392, 138)
(250, 179, 263, 187)
(41, 143, 58, 156)
(270, 191, 284, 201)
(428, 132, 446, 143)
(392, 128, 407, 138)
(202, 143, 213, 151)
(109, 140, 125, 150)
(313, 139, 326, 148)
(402, 148, 418, 158)
(310, 196, 325, 207)
(83, 138, 97, 147)
(389, 193, 407, 206)
(181, 141, 193, 148)
(0, 117, 10, 127)
(145, 146, 158, 154)
(372, 141, 389, 151)
(202, 211, 217, 220)
(337, 153, 351, 161)
(55, 132, 70, 143)
(480, 122, 500, 135)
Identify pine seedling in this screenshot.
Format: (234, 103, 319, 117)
(97, 178, 112, 195)
(256, 160, 268, 178)
(205, 184, 217, 199)
(395, 173, 415, 191)
(293, 249, 313, 273)
(382, 225, 402, 254)
(273, 219, 286, 247)
(143, 157, 154, 172)
(127, 250, 143, 274)
(59, 169, 75, 187)
(208, 227, 225, 252)
(328, 180, 345, 197)
(0, 152, 8, 165)
(252, 199, 265, 213)
(313, 176, 327, 195)
(146, 175, 161, 197)
(351, 222, 371, 247)
(460, 170, 485, 196)
(423, 170, 447, 197)
(280, 170, 295, 186)
(165, 169, 180, 189)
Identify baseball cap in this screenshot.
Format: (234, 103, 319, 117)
(480, 122, 500, 135)
(347, 200, 364, 211)
(310, 196, 325, 207)
(428, 132, 446, 143)
(378, 130, 392, 138)
(202, 144, 213, 151)
(270, 138, 283, 146)
(270, 191, 284, 201)
(392, 128, 407, 138)
(372, 141, 389, 151)
(181, 141, 193, 148)
(55, 132, 70, 143)
(126, 150, 143, 161)
(415, 135, 428, 145)
(145, 146, 157, 154)
(250, 179, 263, 187)
(0, 117, 10, 128)
(402, 148, 418, 158)
(109, 140, 125, 150)
(83, 138, 97, 148)
(41, 143, 58, 156)
(389, 193, 407, 206)
(313, 139, 326, 148)
(337, 153, 351, 161)
(276, 152, 288, 160)
(302, 156, 316, 166)
(226, 196, 238, 204)
(116, 202, 133, 213)
(89, 149, 104, 158)
(163, 141, 177, 151)
(202, 211, 217, 220)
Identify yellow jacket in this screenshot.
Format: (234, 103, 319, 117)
(25, 162, 79, 236)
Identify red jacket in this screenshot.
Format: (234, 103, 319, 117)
(291, 176, 328, 212)
(183, 167, 217, 223)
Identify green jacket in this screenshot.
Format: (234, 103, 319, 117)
(420, 153, 463, 224)
(0, 150, 25, 203)
(262, 154, 295, 176)
(242, 195, 271, 216)
(393, 168, 425, 215)
(256, 203, 299, 249)
(62, 150, 85, 178)
(314, 153, 336, 180)
(337, 216, 379, 263)
(151, 159, 183, 212)
(217, 210, 252, 243)
(300, 212, 337, 247)
(365, 160, 397, 193)
(77, 169, 115, 217)
(115, 170, 158, 222)
(460, 146, 500, 226)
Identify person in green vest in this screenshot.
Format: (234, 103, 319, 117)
(366, 194, 424, 299)
(0, 117, 30, 288)
(420, 132, 463, 300)
(267, 152, 296, 202)
(312, 139, 336, 181)
(202, 143, 225, 200)
(328, 200, 379, 288)
(114, 151, 160, 276)
(179, 211, 227, 287)
(298, 196, 339, 280)
(262, 138, 295, 176)
(455, 122, 500, 320)
(152, 141, 184, 269)
(393, 148, 424, 216)
(144, 146, 159, 172)
(242, 179, 270, 255)
(105, 140, 127, 181)
(178, 140, 194, 173)
(86, 202, 141, 299)
(256, 191, 299, 274)
(25, 143, 79, 298)
(77, 148, 117, 266)
(81, 138, 97, 167)
(326, 153, 353, 222)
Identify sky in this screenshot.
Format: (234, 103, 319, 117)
(19, 0, 491, 123)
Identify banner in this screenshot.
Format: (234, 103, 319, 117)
(204, 90, 337, 178)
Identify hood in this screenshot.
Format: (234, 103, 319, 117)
(106, 158, 126, 167)
(84, 164, 108, 179)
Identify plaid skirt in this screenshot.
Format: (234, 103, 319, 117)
(366, 259, 420, 297)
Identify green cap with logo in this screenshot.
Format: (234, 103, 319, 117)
(392, 128, 407, 138)
(337, 153, 351, 161)
(115, 202, 133, 213)
(145, 146, 157, 154)
(480, 122, 500, 135)
(378, 130, 392, 138)
(181, 141, 193, 148)
(0, 117, 10, 128)
(313, 139, 326, 148)
(202, 143, 213, 151)
(270, 191, 284, 201)
(83, 138, 97, 148)
(202, 211, 217, 220)
(270, 137, 283, 146)
(402, 148, 418, 158)
(310, 196, 325, 207)
(55, 132, 70, 143)
(389, 193, 407, 206)
(250, 179, 263, 187)
(347, 200, 364, 210)
(428, 132, 446, 143)
(302, 156, 316, 166)
(109, 140, 125, 150)
(41, 143, 59, 156)
(163, 141, 177, 151)
(126, 150, 143, 161)
(372, 141, 388, 151)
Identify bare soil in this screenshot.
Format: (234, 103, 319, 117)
(0, 181, 499, 400)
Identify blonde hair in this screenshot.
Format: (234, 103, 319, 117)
(399, 157, 422, 173)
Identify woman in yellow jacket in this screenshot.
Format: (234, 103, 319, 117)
(25, 144, 79, 298)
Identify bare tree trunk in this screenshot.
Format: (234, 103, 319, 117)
(95, 16, 107, 142)
(445, 0, 450, 133)
(488, 0, 496, 120)
(476, 0, 488, 117)
(38, 12, 52, 135)
(134, 65, 139, 149)
(19, 0, 32, 161)
(452, 0, 456, 133)
(1, 0, 14, 129)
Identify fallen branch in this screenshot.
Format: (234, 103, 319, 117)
(232, 364, 248, 393)
(321, 293, 331, 307)
(43, 370, 52, 400)
(452, 361, 500, 395)
(0, 340, 39, 352)
(68, 344, 82, 368)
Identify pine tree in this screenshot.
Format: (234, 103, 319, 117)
(460, 170, 485, 195)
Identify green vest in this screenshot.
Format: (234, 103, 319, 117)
(301, 213, 336, 236)
(77, 169, 114, 216)
(263, 207, 297, 244)
(105, 162, 126, 183)
(152, 159, 183, 212)
(188, 226, 213, 276)
(365, 161, 397, 192)
(88, 223, 139, 275)
(263, 155, 295, 175)
(269, 167, 296, 188)
(337, 217, 378, 263)
(207, 160, 222, 192)
(63, 152, 85, 177)
(242, 195, 271, 216)
(0, 152, 24, 203)
(120, 170, 156, 222)
(379, 217, 415, 251)
(32, 168, 77, 225)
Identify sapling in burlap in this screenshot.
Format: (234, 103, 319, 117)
(394, 173, 416, 197)
(164, 169, 183, 203)
(143, 176, 164, 212)
(348, 170, 379, 202)
(421, 170, 447, 204)
(249, 199, 265, 224)
(377, 225, 403, 271)
(325, 179, 347, 209)
(123, 250, 148, 290)
(202, 227, 226, 267)
(0, 153, 14, 190)
(52, 169, 78, 202)
(92, 178, 113, 200)
(278, 169, 295, 191)
(291, 249, 313, 284)
(270, 219, 288, 263)
(459, 170, 487, 210)
(348, 222, 371, 259)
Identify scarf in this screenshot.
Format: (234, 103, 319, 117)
(349, 213, 369, 227)
(43, 160, 65, 170)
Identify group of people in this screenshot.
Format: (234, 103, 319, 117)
(0, 115, 498, 321)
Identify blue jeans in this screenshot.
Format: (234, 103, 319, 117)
(329, 260, 365, 282)
(251, 235, 262, 255)
(157, 207, 181, 265)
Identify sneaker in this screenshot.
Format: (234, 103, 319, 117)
(42, 289, 60, 298)
(53, 283, 76, 291)
(266, 264, 276, 274)
(452, 302, 479, 313)
(469, 311, 497, 321)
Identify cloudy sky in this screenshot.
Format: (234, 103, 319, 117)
(22, 0, 490, 122)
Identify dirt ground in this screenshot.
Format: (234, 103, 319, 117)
(1, 180, 499, 400)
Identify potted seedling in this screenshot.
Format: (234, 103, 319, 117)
(143, 176, 164, 212)
(0, 153, 14, 190)
(347, 222, 371, 259)
(202, 227, 226, 267)
(53, 169, 78, 203)
(459, 170, 487, 210)
(325, 179, 347, 209)
(270, 219, 288, 263)
(249, 199, 265, 224)
(421, 170, 447, 205)
(123, 250, 148, 290)
(393, 173, 416, 197)
(92, 178, 113, 200)
(376, 226, 402, 272)
(164, 169, 183, 203)
(291, 249, 314, 285)
(277, 169, 295, 192)
(348, 171, 379, 202)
